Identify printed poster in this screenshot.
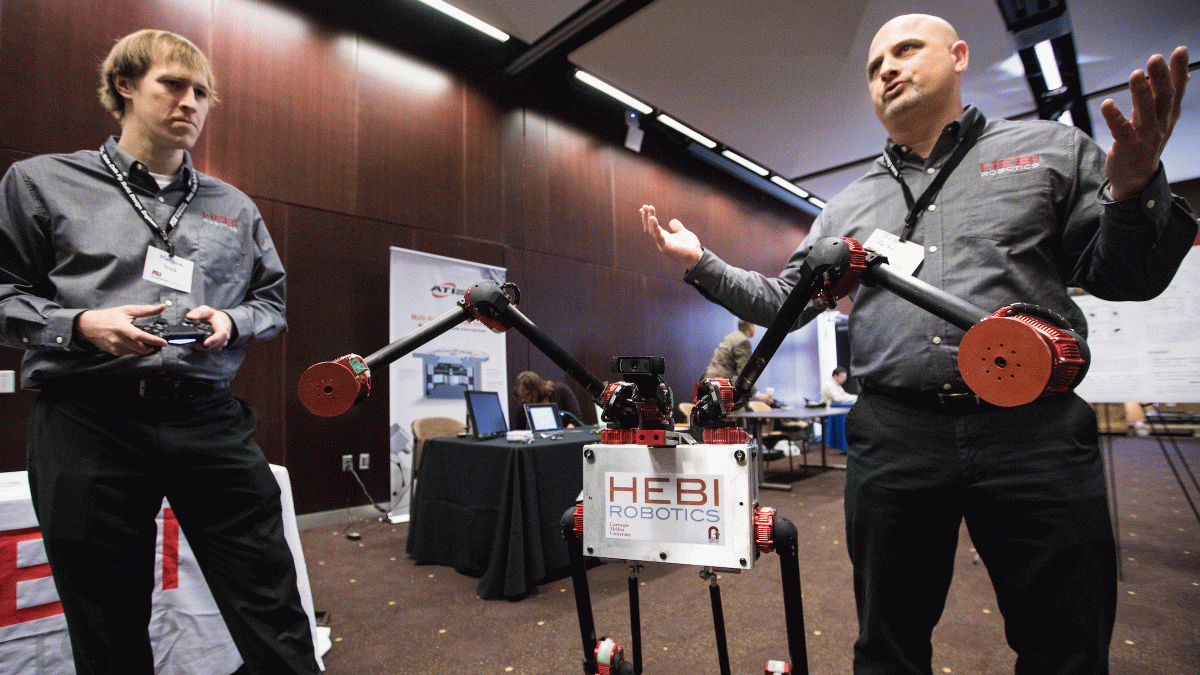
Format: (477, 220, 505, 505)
(387, 248, 507, 519)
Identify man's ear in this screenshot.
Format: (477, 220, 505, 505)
(114, 74, 137, 100)
(952, 40, 969, 74)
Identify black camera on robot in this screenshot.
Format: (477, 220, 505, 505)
(611, 356, 665, 376)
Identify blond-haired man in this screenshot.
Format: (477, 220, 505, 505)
(0, 30, 317, 674)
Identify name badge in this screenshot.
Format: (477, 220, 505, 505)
(863, 229, 925, 277)
(143, 246, 194, 293)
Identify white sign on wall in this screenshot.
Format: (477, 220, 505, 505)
(388, 248, 507, 519)
(1073, 245, 1200, 404)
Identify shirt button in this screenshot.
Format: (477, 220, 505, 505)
(165, 300, 174, 307)
(926, 167, 935, 174)
(942, 383, 953, 390)
(1146, 199, 1156, 208)
(928, 204, 937, 212)
(932, 336, 942, 345)
(55, 336, 64, 344)
(928, 246, 937, 253)
(158, 197, 166, 203)
(22, 337, 29, 343)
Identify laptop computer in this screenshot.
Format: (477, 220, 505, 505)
(465, 390, 507, 439)
(524, 403, 563, 432)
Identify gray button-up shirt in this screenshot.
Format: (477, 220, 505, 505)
(0, 137, 286, 389)
(685, 107, 1197, 392)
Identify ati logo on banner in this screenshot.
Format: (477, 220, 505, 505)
(604, 473, 724, 545)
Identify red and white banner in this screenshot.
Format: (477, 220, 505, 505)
(0, 467, 323, 674)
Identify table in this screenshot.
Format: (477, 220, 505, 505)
(0, 466, 323, 675)
(730, 406, 851, 489)
(406, 427, 593, 600)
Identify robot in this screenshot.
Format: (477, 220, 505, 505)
(298, 237, 1090, 674)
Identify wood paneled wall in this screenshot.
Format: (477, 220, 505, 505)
(0, 0, 810, 515)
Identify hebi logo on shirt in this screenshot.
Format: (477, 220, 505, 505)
(980, 154, 1040, 177)
(202, 212, 238, 232)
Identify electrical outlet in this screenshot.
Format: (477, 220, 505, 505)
(341, 454, 353, 471)
(358, 453, 370, 470)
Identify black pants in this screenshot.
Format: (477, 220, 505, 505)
(26, 386, 319, 675)
(844, 391, 1116, 675)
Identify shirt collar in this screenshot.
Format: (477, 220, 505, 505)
(885, 105, 985, 166)
(101, 136, 196, 192)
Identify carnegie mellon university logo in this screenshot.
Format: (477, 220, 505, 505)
(980, 154, 1040, 177)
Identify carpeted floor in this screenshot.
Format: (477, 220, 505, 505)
(299, 435, 1200, 675)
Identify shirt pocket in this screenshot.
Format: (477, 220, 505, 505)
(958, 167, 1055, 244)
(196, 219, 249, 286)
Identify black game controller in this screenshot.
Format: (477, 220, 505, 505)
(142, 320, 214, 345)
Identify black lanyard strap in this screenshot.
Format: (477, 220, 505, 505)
(882, 115, 985, 243)
(99, 147, 198, 257)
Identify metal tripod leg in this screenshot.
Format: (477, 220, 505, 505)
(628, 564, 643, 674)
(774, 516, 809, 674)
(700, 568, 733, 675)
(562, 506, 599, 674)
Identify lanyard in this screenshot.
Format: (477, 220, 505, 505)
(99, 147, 198, 257)
(881, 115, 985, 243)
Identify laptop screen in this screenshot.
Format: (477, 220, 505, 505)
(465, 390, 507, 439)
(524, 403, 562, 432)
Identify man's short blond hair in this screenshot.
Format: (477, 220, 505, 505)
(97, 29, 218, 121)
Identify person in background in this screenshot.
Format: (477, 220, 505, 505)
(704, 319, 755, 384)
(0, 29, 318, 674)
(642, 13, 1193, 674)
(820, 366, 857, 453)
(821, 365, 859, 406)
(510, 369, 584, 430)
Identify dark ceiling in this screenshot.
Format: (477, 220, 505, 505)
(292, 0, 1199, 206)
(439, 0, 1200, 201)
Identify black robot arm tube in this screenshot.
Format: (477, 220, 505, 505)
(731, 237, 857, 406)
(364, 306, 472, 371)
(860, 261, 989, 332)
(495, 303, 608, 401)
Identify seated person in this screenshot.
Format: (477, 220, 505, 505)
(510, 370, 584, 430)
(820, 367, 857, 453)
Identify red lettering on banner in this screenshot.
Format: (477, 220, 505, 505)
(0, 526, 63, 627)
(161, 509, 179, 591)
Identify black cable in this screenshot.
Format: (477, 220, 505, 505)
(346, 464, 389, 515)
(562, 410, 587, 427)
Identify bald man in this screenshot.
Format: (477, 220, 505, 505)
(643, 14, 1194, 675)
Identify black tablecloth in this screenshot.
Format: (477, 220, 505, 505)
(405, 427, 594, 599)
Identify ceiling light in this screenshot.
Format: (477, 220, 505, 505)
(574, 70, 653, 115)
(770, 176, 809, 199)
(1033, 40, 1063, 90)
(655, 114, 718, 149)
(720, 150, 769, 177)
(415, 0, 510, 42)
